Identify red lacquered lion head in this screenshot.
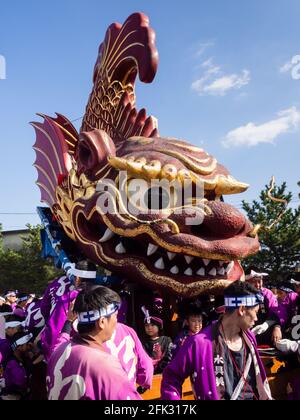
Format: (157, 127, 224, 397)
(32, 13, 260, 297)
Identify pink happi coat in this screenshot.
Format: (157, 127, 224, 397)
(40, 276, 78, 361)
(47, 336, 141, 400)
(53, 322, 153, 388)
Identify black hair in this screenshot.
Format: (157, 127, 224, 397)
(224, 280, 259, 297)
(224, 280, 260, 313)
(5, 314, 24, 324)
(74, 286, 120, 335)
(75, 260, 97, 272)
(11, 331, 32, 350)
(0, 304, 13, 315)
(185, 301, 204, 319)
(17, 292, 30, 299)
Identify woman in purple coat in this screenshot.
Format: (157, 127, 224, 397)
(161, 281, 272, 400)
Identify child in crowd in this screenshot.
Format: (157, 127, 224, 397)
(172, 300, 204, 358)
(141, 305, 173, 374)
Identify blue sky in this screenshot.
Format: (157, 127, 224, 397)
(0, 0, 300, 230)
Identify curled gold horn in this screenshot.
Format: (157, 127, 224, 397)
(249, 176, 288, 237)
(249, 224, 262, 238)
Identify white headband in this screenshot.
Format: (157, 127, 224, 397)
(5, 321, 23, 329)
(69, 268, 97, 279)
(78, 303, 120, 324)
(17, 296, 30, 303)
(245, 270, 268, 280)
(0, 312, 12, 317)
(4, 292, 16, 299)
(290, 279, 300, 286)
(12, 333, 33, 350)
(224, 294, 264, 308)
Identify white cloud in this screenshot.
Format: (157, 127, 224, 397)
(279, 60, 294, 74)
(201, 58, 221, 75)
(194, 42, 215, 57)
(222, 107, 300, 148)
(191, 58, 250, 96)
(202, 71, 250, 96)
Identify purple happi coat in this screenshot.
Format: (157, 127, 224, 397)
(261, 287, 279, 315)
(105, 323, 153, 388)
(40, 276, 71, 321)
(271, 292, 299, 327)
(3, 358, 28, 398)
(0, 339, 11, 366)
(24, 301, 45, 332)
(161, 324, 272, 400)
(13, 307, 27, 319)
(53, 322, 153, 388)
(40, 277, 78, 361)
(46, 336, 142, 400)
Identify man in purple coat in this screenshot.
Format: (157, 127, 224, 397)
(13, 294, 32, 319)
(46, 286, 141, 400)
(245, 270, 282, 344)
(274, 284, 299, 329)
(1, 331, 33, 400)
(39, 260, 96, 360)
(53, 316, 154, 389)
(4, 291, 18, 311)
(161, 281, 272, 400)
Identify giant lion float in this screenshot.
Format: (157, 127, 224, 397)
(32, 12, 260, 298)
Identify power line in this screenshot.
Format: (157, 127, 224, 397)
(68, 116, 83, 124)
(0, 213, 38, 215)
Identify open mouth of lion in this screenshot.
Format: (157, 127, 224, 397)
(73, 197, 259, 296)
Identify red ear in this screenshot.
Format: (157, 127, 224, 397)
(77, 129, 116, 173)
(57, 174, 67, 186)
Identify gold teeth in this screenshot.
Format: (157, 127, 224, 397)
(177, 169, 192, 182)
(161, 164, 178, 181)
(109, 156, 178, 181)
(108, 156, 249, 195)
(142, 160, 162, 178)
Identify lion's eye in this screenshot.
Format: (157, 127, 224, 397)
(127, 179, 177, 212)
(145, 186, 170, 210)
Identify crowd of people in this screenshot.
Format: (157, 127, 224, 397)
(0, 265, 300, 400)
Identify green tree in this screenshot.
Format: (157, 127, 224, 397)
(242, 182, 300, 284)
(0, 224, 61, 295)
(0, 223, 3, 254)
